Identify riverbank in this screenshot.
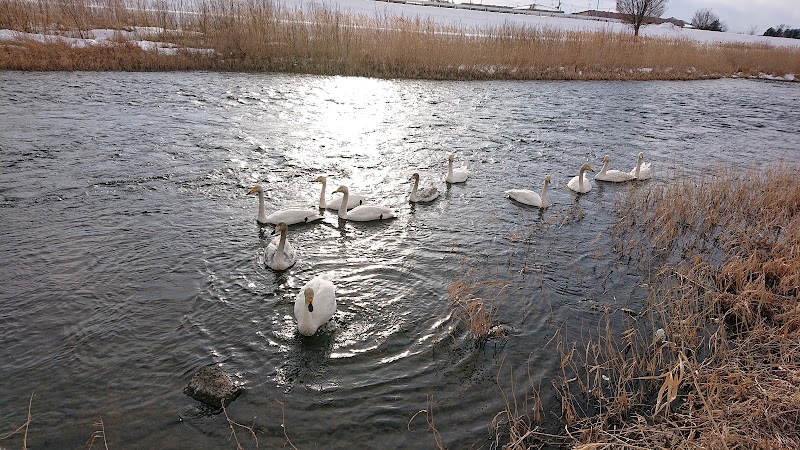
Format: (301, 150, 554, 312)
(1, 0, 798, 80)
(485, 165, 800, 448)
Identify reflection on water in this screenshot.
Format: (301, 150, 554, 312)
(1, 72, 798, 448)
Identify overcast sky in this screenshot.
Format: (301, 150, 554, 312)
(453, 0, 800, 34)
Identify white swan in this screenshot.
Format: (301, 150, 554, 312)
(595, 155, 635, 182)
(409, 173, 440, 203)
(505, 175, 551, 208)
(294, 275, 336, 336)
(312, 176, 366, 210)
(567, 164, 595, 193)
(332, 186, 395, 221)
(248, 185, 322, 226)
(446, 153, 469, 183)
(264, 222, 296, 271)
(629, 152, 653, 180)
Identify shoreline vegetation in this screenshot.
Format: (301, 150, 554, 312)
(475, 165, 800, 448)
(1, 0, 799, 80)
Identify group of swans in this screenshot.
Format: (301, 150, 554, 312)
(250, 153, 470, 336)
(506, 152, 653, 207)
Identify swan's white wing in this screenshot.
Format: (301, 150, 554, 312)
(506, 189, 542, 207)
(447, 168, 469, 183)
(264, 208, 323, 225)
(326, 193, 367, 210)
(567, 175, 592, 193)
(413, 186, 440, 203)
(346, 205, 395, 221)
(595, 170, 635, 182)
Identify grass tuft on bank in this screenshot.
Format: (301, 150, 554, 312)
(1, 0, 799, 79)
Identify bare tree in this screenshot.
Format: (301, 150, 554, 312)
(692, 8, 727, 32)
(616, 0, 669, 37)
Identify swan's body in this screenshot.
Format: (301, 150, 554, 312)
(248, 185, 322, 225)
(409, 173, 440, 203)
(506, 175, 551, 208)
(333, 186, 395, 221)
(595, 155, 635, 182)
(567, 164, 595, 193)
(629, 152, 653, 180)
(312, 176, 366, 210)
(294, 275, 336, 336)
(264, 222, 296, 271)
(446, 154, 469, 183)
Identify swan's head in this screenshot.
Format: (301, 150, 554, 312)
(333, 185, 349, 195)
(580, 163, 594, 173)
(637, 152, 644, 160)
(603, 155, 610, 163)
(312, 176, 327, 183)
(273, 222, 288, 235)
(410, 173, 420, 181)
(248, 184, 264, 195)
(448, 154, 454, 162)
(545, 175, 551, 184)
(304, 287, 315, 312)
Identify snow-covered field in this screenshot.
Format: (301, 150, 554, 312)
(316, 0, 800, 47)
(1, 0, 798, 56)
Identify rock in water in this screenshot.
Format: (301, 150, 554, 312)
(184, 366, 242, 409)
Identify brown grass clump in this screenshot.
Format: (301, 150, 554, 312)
(1, 0, 799, 79)
(448, 264, 509, 346)
(544, 165, 800, 448)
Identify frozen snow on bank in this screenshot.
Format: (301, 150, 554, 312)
(0, 27, 214, 55)
(291, 0, 800, 48)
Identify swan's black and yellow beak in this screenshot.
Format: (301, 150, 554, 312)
(248, 187, 257, 194)
(306, 296, 314, 313)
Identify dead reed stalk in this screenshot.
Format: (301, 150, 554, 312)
(0, 392, 34, 449)
(407, 394, 445, 450)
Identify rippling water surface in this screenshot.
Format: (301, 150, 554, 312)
(1, 72, 798, 448)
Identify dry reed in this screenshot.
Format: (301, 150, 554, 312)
(448, 264, 509, 346)
(541, 165, 800, 448)
(1, 0, 799, 79)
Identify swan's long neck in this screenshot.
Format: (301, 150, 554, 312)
(297, 306, 314, 335)
(276, 229, 287, 261)
(257, 191, 267, 223)
(447, 160, 453, 178)
(541, 181, 549, 204)
(599, 159, 609, 175)
(634, 158, 642, 178)
(337, 191, 349, 219)
(578, 168, 586, 189)
(317, 179, 327, 209)
(410, 178, 419, 200)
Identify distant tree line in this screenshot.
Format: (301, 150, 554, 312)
(763, 26, 800, 39)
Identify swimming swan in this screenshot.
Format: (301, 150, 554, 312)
(446, 154, 469, 183)
(505, 175, 551, 208)
(409, 173, 440, 203)
(264, 222, 296, 271)
(333, 186, 395, 221)
(567, 164, 594, 193)
(595, 155, 635, 182)
(312, 176, 366, 210)
(294, 275, 336, 336)
(629, 152, 653, 180)
(248, 184, 322, 226)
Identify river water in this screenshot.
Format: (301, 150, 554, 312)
(1, 72, 798, 448)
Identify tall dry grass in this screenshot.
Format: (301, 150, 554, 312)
(1, 0, 799, 78)
(531, 165, 800, 448)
